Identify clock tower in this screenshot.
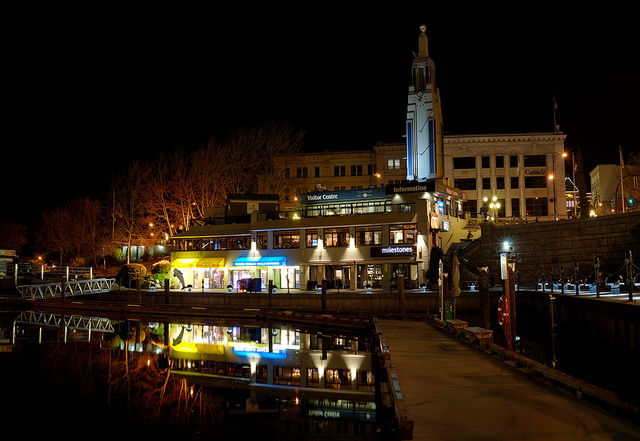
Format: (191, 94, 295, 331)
(406, 25, 444, 182)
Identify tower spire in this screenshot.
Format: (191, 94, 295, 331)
(406, 24, 443, 182)
(418, 24, 429, 59)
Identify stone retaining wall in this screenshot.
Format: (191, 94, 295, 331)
(475, 212, 640, 284)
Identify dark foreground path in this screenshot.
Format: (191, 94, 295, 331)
(378, 319, 640, 440)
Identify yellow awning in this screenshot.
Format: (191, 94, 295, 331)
(171, 258, 198, 268)
(196, 257, 225, 268)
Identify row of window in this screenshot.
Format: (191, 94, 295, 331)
(171, 360, 374, 390)
(455, 176, 549, 191)
(453, 154, 547, 169)
(285, 159, 404, 179)
(286, 165, 379, 179)
(172, 224, 417, 252)
(257, 224, 417, 249)
(464, 197, 549, 218)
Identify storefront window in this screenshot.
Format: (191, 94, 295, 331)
(358, 264, 383, 288)
(203, 268, 225, 289)
(389, 224, 417, 244)
(355, 226, 382, 245)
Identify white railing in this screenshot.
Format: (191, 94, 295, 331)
(13, 264, 93, 284)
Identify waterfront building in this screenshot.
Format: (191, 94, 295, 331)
(169, 182, 466, 291)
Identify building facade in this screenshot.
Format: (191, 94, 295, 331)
(170, 183, 467, 292)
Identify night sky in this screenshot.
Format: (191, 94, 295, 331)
(4, 8, 639, 226)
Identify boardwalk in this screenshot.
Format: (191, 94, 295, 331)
(378, 319, 640, 440)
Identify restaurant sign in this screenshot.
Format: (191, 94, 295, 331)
(370, 245, 416, 257)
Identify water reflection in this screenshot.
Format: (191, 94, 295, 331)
(1, 309, 380, 440)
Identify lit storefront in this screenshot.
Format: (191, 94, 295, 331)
(231, 256, 299, 290)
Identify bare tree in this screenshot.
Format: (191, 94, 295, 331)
(37, 206, 72, 265)
(112, 160, 151, 264)
(0, 221, 28, 254)
(257, 122, 305, 203)
(69, 196, 110, 270)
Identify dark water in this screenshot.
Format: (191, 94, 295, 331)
(514, 303, 640, 409)
(0, 309, 381, 440)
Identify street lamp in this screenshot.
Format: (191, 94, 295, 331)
(489, 196, 500, 223)
(549, 152, 568, 220)
(369, 172, 381, 188)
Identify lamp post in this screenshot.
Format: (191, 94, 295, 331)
(549, 152, 567, 220)
(485, 196, 500, 222)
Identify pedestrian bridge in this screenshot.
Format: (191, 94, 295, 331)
(16, 278, 115, 300)
(15, 310, 115, 333)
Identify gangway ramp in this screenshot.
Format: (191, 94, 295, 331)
(16, 278, 115, 300)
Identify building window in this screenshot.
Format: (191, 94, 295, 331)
(334, 166, 339, 177)
(512, 198, 520, 217)
(355, 226, 382, 245)
(481, 156, 490, 168)
(453, 157, 476, 169)
(482, 177, 491, 190)
(496, 177, 505, 189)
(199, 236, 249, 251)
(351, 165, 356, 176)
(273, 366, 300, 386)
(390, 224, 417, 244)
(256, 365, 268, 384)
(324, 228, 350, 247)
(526, 197, 548, 217)
(314, 166, 320, 178)
(463, 200, 478, 218)
(511, 176, 519, 189)
(273, 230, 300, 249)
(496, 156, 504, 168)
(325, 369, 351, 389)
(367, 164, 376, 175)
(257, 232, 268, 250)
(510, 155, 518, 168)
(303, 167, 308, 178)
(306, 229, 318, 247)
(307, 368, 319, 387)
(454, 178, 477, 191)
(525, 176, 548, 188)
(524, 155, 546, 167)
(297, 167, 302, 178)
(388, 158, 400, 170)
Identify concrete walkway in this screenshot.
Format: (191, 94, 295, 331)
(378, 319, 640, 440)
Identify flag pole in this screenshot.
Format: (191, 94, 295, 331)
(553, 95, 557, 131)
(620, 146, 625, 213)
(572, 152, 577, 217)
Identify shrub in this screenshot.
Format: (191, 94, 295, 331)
(116, 263, 147, 287)
(151, 260, 172, 281)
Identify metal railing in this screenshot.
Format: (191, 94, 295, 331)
(16, 278, 115, 300)
(9, 264, 94, 284)
(534, 251, 638, 301)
